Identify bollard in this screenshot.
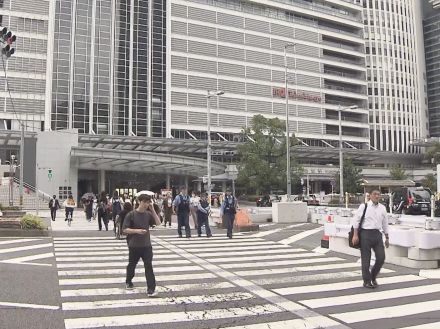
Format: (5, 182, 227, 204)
(389, 193, 393, 215)
(431, 195, 435, 219)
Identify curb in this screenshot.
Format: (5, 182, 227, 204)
(0, 228, 52, 237)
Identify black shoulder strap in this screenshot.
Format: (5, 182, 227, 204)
(359, 203, 368, 229)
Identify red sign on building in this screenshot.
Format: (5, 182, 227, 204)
(272, 87, 322, 103)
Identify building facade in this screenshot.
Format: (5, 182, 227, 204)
(363, 0, 428, 153)
(169, 0, 369, 149)
(425, 5, 440, 137)
(0, 0, 50, 132)
(50, 0, 167, 137)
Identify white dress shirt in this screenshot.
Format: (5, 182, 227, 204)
(353, 200, 389, 234)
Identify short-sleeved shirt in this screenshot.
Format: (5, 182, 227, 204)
(122, 210, 156, 248)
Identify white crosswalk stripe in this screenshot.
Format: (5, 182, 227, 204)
(53, 234, 440, 329)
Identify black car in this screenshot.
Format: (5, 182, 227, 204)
(392, 187, 432, 215)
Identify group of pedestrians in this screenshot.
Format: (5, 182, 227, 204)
(48, 194, 76, 222)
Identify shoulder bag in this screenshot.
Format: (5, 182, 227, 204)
(348, 203, 368, 249)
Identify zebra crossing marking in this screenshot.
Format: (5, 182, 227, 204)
(62, 292, 254, 310)
(278, 227, 324, 245)
(58, 265, 204, 276)
(206, 252, 321, 263)
(273, 274, 424, 295)
(0, 238, 43, 245)
(0, 243, 52, 254)
(60, 282, 235, 297)
(302, 282, 440, 309)
(59, 272, 217, 286)
(64, 304, 284, 329)
(330, 299, 440, 324)
(397, 322, 440, 329)
(221, 316, 345, 329)
(220, 257, 344, 269)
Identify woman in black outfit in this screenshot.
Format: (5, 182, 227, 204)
(115, 202, 133, 240)
(98, 191, 109, 231)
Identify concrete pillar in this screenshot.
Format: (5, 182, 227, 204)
(166, 174, 171, 189)
(222, 181, 227, 192)
(184, 176, 189, 190)
(99, 170, 106, 193)
(197, 181, 202, 193)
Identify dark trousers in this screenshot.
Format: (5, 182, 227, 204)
(98, 211, 108, 231)
(224, 212, 235, 237)
(164, 211, 172, 226)
(126, 246, 156, 292)
(360, 229, 385, 283)
(177, 212, 191, 237)
(65, 208, 73, 220)
(197, 214, 212, 237)
(50, 208, 57, 221)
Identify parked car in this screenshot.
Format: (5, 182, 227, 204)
(392, 187, 432, 215)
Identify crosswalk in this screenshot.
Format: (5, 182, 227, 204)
(53, 234, 440, 329)
(0, 237, 53, 266)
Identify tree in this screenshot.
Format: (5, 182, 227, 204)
(237, 115, 302, 195)
(426, 142, 440, 164)
(335, 158, 363, 194)
(389, 165, 408, 180)
(422, 173, 436, 193)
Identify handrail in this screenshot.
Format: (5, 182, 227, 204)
(13, 177, 51, 202)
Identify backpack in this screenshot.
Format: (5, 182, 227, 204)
(112, 199, 122, 215)
(178, 195, 190, 214)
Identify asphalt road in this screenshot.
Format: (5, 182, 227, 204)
(1, 218, 440, 329)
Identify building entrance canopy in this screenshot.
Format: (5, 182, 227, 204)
(71, 147, 225, 176)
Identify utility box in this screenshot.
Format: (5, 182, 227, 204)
(272, 201, 308, 223)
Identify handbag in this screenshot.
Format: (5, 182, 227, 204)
(348, 203, 368, 249)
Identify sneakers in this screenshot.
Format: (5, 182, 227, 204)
(147, 290, 158, 297)
(126, 282, 134, 290)
(372, 279, 378, 287)
(363, 281, 375, 289)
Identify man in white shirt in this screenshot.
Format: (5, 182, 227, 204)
(352, 189, 389, 289)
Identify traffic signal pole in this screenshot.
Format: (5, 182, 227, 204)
(19, 123, 24, 208)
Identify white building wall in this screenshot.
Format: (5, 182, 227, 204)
(364, 0, 428, 153)
(169, 0, 370, 148)
(0, 0, 50, 132)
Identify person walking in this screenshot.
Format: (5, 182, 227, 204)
(162, 192, 173, 227)
(220, 189, 237, 239)
(351, 189, 389, 289)
(190, 191, 200, 230)
(84, 198, 93, 222)
(197, 193, 212, 237)
(111, 191, 123, 232)
(173, 186, 191, 238)
(115, 202, 133, 240)
(98, 191, 109, 231)
(122, 194, 161, 296)
(49, 195, 61, 221)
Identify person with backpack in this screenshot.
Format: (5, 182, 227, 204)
(220, 189, 238, 239)
(49, 195, 61, 221)
(111, 191, 123, 233)
(197, 193, 212, 238)
(98, 191, 109, 231)
(173, 186, 191, 238)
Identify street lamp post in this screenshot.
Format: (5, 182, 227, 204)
(206, 90, 225, 204)
(284, 43, 296, 201)
(338, 105, 358, 202)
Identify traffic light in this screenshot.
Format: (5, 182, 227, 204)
(0, 27, 16, 57)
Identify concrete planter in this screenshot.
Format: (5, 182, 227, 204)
(0, 228, 51, 237)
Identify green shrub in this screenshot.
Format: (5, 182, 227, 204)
(21, 214, 46, 230)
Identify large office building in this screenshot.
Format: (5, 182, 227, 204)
(425, 1, 440, 137)
(0, 0, 50, 132)
(47, 0, 370, 149)
(363, 0, 428, 153)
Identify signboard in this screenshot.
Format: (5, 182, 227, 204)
(272, 87, 322, 103)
